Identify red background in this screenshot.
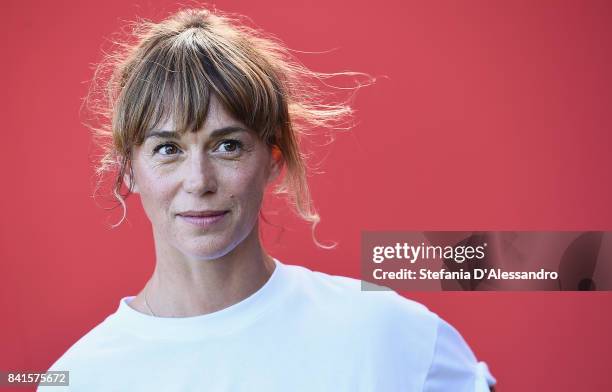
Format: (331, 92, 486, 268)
(2, 0, 612, 390)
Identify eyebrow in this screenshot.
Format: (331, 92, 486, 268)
(144, 125, 249, 140)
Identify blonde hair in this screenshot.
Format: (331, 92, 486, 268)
(85, 6, 370, 241)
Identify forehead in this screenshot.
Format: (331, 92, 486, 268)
(152, 96, 244, 136)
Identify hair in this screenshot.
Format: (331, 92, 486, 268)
(85, 5, 371, 244)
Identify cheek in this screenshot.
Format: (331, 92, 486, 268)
(224, 164, 268, 210)
(134, 167, 176, 221)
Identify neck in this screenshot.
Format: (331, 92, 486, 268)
(136, 223, 275, 317)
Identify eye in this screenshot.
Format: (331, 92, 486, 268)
(214, 140, 243, 154)
(153, 143, 181, 156)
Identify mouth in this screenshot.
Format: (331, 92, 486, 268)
(177, 210, 229, 217)
(176, 210, 229, 227)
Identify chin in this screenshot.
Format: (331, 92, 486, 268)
(175, 228, 252, 261)
(178, 239, 237, 261)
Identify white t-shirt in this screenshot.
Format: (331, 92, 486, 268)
(39, 259, 496, 391)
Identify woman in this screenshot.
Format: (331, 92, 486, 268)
(41, 7, 496, 391)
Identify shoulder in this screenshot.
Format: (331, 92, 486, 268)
(282, 262, 496, 390)
(44, 314, 122, 374)
(37, 316, 119, 391)
(285, 262, 434, 314)
(282, 262, 440, 345)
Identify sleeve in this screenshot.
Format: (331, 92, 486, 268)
(422, 317, 496, 392)
(36, 357, 71, 392)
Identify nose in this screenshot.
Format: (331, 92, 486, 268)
(182, 150, 218, 195)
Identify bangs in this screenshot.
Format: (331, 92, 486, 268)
(118, 27, 285, 149)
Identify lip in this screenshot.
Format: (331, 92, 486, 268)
(176, 210, 229, 227)
(177, 210, 229, 217)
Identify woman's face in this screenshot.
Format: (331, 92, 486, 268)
(129, 96, 278, 260)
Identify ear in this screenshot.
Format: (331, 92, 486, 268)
(266, 145, 283, 184)
(123, 171, 139, 194)
(119, 158, 139, 194)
